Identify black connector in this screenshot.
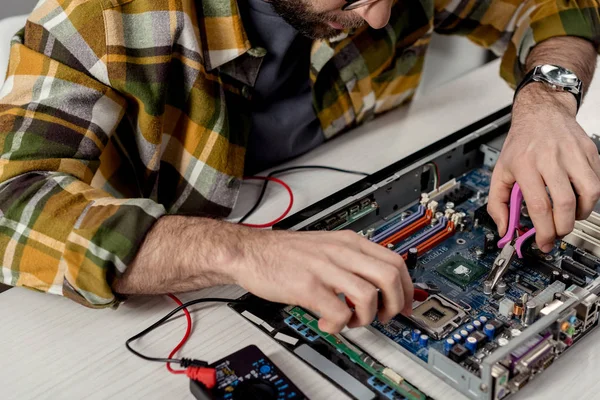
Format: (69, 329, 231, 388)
(573, 248, 600, 270)
(561, 256, 598, 279)
(474, 204, 496, 230)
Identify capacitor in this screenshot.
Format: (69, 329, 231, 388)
(496, 281, 507, 295)
(453, 333, 463, 343)
(498, 337, 509, 347)
(419, 334, 429, 347)
(478, 316, 488, 324)
(465, 324, 475, 333)
(444, 338, 456, 354)
(407, 247, 418, 270)
(562, 273, 572, 287)
(473, 320, 483, 330)
(483, 280, 493, 295)
(411, 329, 421, 342)
(460, 329, 470, 339)
(524, 301, 538, 325)
(475, 248, 485, 259)
(551, 270, 561, 283)
(484, 232, 496, 253)
(513, 300, 524, 318)
(445, 202, 455, 210)
(465, 336, 478, 354)
(483, 323, 496, 341)
(435, 211, 444, 220)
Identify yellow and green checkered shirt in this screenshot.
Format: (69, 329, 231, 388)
(1, 0, 599, 307)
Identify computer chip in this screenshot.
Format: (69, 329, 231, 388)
(437, 255, 487, 288)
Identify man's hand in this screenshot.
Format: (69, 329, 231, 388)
(488, 36, 599, 251)
(114, 216, 413, 334)
(232, 229, 413, 334)
(488, 84, 600, 252)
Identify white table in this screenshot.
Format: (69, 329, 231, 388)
(3, 59, 600, 400)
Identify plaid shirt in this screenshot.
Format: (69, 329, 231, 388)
(1, 0, 599, 307)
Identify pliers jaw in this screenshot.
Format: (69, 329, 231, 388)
(486, 243, 517, 290)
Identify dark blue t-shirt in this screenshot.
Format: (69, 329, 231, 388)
(242, 0, 324, 175)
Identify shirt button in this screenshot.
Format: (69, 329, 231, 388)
(247, 47, 267, 58)
(227, 177, 238, 189)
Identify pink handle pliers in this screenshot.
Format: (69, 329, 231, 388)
(497, 182, 537, 258)
(485, 183, 537, 290)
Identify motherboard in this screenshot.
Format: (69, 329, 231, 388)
(231, 110, 600, 400)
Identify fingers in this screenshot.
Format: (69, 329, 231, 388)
(328, 248, 407, 324)
(487, 162, 513, 237)
(310, 283, 354, 334)
(542, 167, 575, 238)
(328, 231, 413, 319)
(515, 171, 555, 252)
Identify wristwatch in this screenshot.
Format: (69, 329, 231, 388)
(514, 64, 584, 112)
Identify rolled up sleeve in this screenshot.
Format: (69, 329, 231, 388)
(434, 0, 600, 86)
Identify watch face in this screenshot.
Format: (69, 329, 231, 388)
(540, 64, 578, 86)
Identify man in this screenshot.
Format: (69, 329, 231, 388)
(0, 0, 598, 334)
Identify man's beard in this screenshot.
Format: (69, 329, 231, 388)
(269, 0, 366, 39)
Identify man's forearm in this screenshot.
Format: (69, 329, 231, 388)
(112, 216, 245, 294)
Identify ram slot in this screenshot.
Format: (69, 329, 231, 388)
(394, 217, 448, 255)
(377, 209, 433, 248)
(371, 206, 426, 243)
(403, 221, 456, 260)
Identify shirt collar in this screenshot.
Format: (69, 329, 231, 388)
(199, 0, 253, 71)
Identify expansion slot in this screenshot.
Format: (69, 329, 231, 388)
(287, 307, 427, 400)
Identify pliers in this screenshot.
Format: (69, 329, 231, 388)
(485, 183, 537, 290)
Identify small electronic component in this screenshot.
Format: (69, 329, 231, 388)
(473, 320, 483, 330)
(384, 319, 404, 336)
(483, 280, 493, 295)
(470, 331, 488, 350)
(408, 295, 467, 340)
(474, 203, 496, 230)
(453, 333, 463, 343)
(418, 334, 429, 347)
(465, 337, 478, 354)
(444, 338, 456, 354)
(496, 281, 507, 295)
(437, 255, 487, 289)
(407, 247, 418, 269)
(513, 300, 524, 318)
(443, 186, 474, 206)
(449, 344, 469, 362)
(523, 301, 538, 326)
(411, 329, 422, 342)
(484, 324, 496, 341)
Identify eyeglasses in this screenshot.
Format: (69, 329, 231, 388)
(341, 0, 384, 11)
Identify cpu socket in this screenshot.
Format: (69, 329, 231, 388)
(408, 295, 467, 340)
